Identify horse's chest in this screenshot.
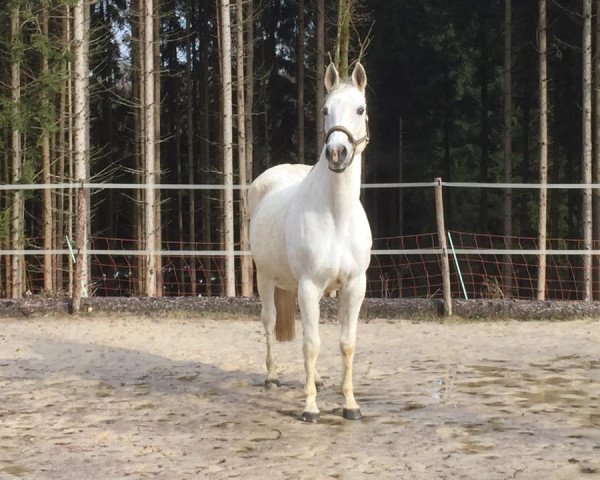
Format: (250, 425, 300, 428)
(289, 219, 370, 286)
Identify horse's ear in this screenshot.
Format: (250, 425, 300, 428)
(324, 63, 339, 92)
(351, 62, 367, 93)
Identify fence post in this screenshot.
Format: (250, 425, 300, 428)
(434, 177, 452, 316)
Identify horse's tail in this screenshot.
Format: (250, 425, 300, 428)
(274, 287, 295, 342)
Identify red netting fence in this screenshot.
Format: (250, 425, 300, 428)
(371, 231, 600, 300)
(6, 232, 600, 300)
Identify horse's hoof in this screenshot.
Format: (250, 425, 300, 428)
(264, 379, 280, 389)
(343, 408, 362, 420)
(315, 381, 325, 392)
(301, 411, 320, 423)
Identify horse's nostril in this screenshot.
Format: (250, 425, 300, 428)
(340, 146, 348, 160)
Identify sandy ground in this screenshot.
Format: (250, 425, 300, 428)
(1, 316, 599, 480)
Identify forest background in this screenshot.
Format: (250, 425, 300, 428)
(0, 0, 598, 301)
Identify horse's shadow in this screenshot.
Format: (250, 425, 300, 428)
(4, 333, 370, 426)
(3, 334, 322, 422)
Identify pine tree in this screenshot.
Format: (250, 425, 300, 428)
(40, 0, 54, 293)
(143, 0, 157, 297)
(537, 0, 548, 300)
(502, 0, 513, 297)
(10, 0, 23, 299)
(315, 0, 325, 151)
(297, 0, 305, 164)
(72, 0, 90, 312)
(582, 0, 592, 301)
(237, 0, 253, 296)
(220, 0, 235, 297)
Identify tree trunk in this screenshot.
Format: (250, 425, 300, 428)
(1, 150, 9, 296)
(67, 4, 75, 296)
(11, 3, 23, 299)
(502, 0, 513, 298)
(297, 0, 305, 164)
(215, 0, 224, 296)
(537, 0, 548, 300)
(174, 42, 183, 296)
(84, 0, 91, 292)
(220, 0, 236, 296)
(199, 5, 212, 296)
(443, 69, 452, 228)
(582, 0, 593, 301)
(174, 78, 184, 294)
(335, 0, 351, 78)
(132, 0, 145, 295)
(56, 3, 70, 293)
(41, 2, 54, 293)
(154, 0, 162, 297)
(244, 0, 254, 180)
(316, 0, 325, 151)
(72, 0, 90, 312)
(237, 0, 252, 296)
(478, 12, 489, 231)
(235, 0, 246, 286)
(244, 0, 255, 295)
(186, 0, 197, 296)
(261, 39, 271, 169)
(594, 0, 600, 299)
(143, 0, 157, 297)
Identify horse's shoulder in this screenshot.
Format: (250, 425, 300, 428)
(249, 163, 313, 215)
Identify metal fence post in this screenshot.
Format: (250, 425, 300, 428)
(434, 177, 452, 316)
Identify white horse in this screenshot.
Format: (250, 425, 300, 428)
(249, 62, 372, 422)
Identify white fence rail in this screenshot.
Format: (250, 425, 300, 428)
(1, 180, 598, 305)
(1, 181, 598, 257)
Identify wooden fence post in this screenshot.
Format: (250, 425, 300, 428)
(434, 177, 452, 316)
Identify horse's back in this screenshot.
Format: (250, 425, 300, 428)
(248, 163, 313, 216)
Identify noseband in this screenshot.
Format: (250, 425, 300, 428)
(324, 119, 370, 171)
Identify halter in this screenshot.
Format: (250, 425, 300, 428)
(324, 118, 370, 171)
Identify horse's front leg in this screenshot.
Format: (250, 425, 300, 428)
(338, 273, 366, 420)
(298, 278, 322, 422)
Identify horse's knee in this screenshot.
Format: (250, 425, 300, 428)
(340, 343, 355, 357)
(303, 338, 321, 359)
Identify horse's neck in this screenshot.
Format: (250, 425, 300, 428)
(310, 148, 363, 226)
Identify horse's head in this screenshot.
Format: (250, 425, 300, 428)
(322, 62, 369, 173)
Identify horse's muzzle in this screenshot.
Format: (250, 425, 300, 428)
(326, 144, 351, 173)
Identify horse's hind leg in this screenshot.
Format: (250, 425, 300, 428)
(338, 273, 367, 420)
(257, 272, 279, 387)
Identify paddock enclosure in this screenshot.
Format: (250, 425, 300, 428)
(1, 315, 599, 479)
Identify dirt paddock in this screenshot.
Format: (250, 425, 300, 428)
(1, 316, 599, 479)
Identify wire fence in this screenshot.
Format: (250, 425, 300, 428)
(3, 230, 599, 300)
(1, 181, 600, 300)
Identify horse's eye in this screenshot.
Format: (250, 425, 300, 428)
(357, 106, 365, 115)
(323, 107, 329, 116)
